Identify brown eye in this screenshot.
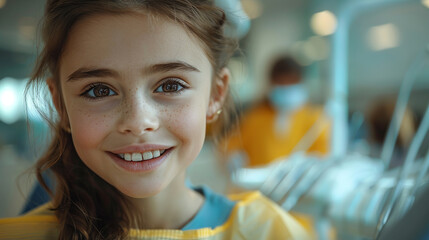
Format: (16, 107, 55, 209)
(155, 79, 186, 93)
(93, 85, 111, 97)
(162, 82, 180, 92)
(82, 83, 117, 99)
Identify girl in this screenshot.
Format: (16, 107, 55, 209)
(0, 0, 308, 239)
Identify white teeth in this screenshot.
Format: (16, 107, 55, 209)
(132, 153, 143, 161)
(143, 151, 153, 160)
(153, 150, 160, 158)
(119, 149, 166, 162)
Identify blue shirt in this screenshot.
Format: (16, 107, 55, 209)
(182, 186, 236, 230)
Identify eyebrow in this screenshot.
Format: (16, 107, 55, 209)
(67, 68, 117, 82)
(66, 61, 200, 82)
(147, 61, 200, 74)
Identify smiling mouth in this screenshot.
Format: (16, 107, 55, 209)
(113, 149, 168, 162)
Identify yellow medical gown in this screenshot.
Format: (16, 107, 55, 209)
(0, 191, 309, 240)
(224, 102, 330, 167)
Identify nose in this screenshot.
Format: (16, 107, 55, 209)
(117, 95, 159, 136)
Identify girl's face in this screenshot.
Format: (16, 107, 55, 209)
(54, 13, 228, 198)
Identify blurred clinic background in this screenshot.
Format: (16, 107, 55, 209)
(1, 0, 429, 239)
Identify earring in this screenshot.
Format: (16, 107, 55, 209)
(64, 126, 71, 133)
(207, 109, 222, 123)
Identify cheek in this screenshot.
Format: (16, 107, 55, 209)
(68, 106, 113, 153)
(167, 102, 207, 153)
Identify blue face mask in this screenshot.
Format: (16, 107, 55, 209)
(268, 84, 308, 111)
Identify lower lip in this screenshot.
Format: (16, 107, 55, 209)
(108, 148, 172, 173)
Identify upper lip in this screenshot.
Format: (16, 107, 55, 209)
(109, 144, 172, 154)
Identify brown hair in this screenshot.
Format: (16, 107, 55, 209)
(269, 55, 302, 84)
(26, 0, 237, 239)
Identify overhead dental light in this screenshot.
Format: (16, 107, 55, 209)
(422, 0, 429, 8)
(310, 10, 337, 36)
(367, 23, 400, 51)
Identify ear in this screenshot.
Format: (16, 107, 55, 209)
(207, 67, 230, 123)
(47, 78, 61, 113)
(47, 78, 70, 131)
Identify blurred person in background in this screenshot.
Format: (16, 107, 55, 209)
(222, 55, 331, 169)
(220, 55, 332, 239)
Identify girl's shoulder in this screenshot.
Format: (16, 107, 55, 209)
(225, 191, 311, 239)
(0, 202, 59, 239)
